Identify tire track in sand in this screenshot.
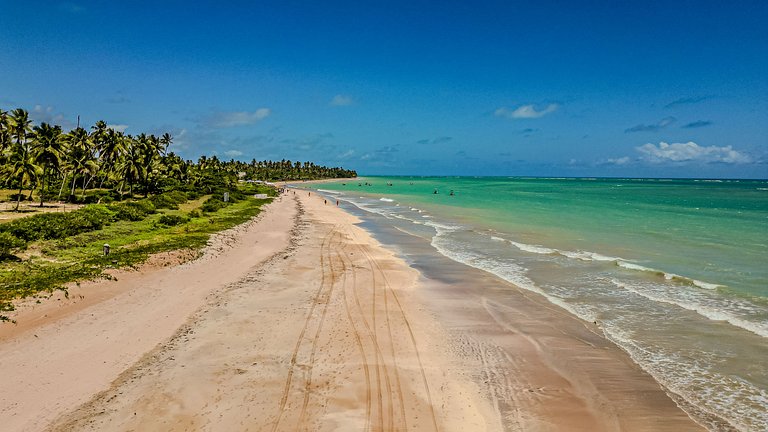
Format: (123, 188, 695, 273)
(335, 235, 373, 432)
(355, 237, 440, 432)
(271, 227, 337, 432)
(338, 230, 395, 432)
(344, 233, 406, 431)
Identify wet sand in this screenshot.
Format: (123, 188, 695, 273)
(0, 190, 704, 431)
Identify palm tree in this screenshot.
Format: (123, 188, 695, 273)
(63, 127, 97, 200)
(96, 128, 126, 188)
(4, 109, 38, 210)
(31, 122, 64, 206)
(0, 109, 11, 155)
(8, 108, 32, 149)
(116, 136, 143, 196)
(4, 144, 40, 211)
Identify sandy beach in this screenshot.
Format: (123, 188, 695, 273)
(0, 190, 705, 431)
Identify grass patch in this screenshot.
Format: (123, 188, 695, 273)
(0, 185, 275, 322)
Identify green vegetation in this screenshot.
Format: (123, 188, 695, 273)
(0, 106, 357, 321)
(0, 183, 275, 321)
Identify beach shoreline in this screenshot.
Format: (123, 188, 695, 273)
(1, 189, 705, 431)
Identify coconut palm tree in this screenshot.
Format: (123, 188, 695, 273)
(3, 109, 39, 209)
(8, 108, 32, 149)
(116, 136, 143, 196)
(31, 122, 64, 206)
(4, 143, 40, 211)
(63, 127, 97, 200)
(0, 109, 11, 155)
(96, 128, 126, 188)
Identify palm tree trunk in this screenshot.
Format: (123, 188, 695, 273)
(70, 175, 77, 200)
(58, 174, 67, 200)
(39, 168, 46, 207)
(14, 186, 22, 211)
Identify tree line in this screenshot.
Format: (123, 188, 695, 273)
(0, 107, 357, 210)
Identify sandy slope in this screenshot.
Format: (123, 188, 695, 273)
(0, 195, 296, 431)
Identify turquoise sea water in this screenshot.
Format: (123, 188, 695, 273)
(308, 176, 768, 431)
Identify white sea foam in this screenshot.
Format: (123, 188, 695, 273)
(559, 250, 621, 262)
(423, 220, 463, 231)
(604, 325, 768, 431)
(616, 261, 658, 273)
(690, 279, 722, 290)
(428, 227, 592, 321)
(610, 279, 768, 338)
(477, 231, 724, 291)
(317, 189, 342, 195)
(613, 262, 722, 290)
(509, 241, 557, 255)
(380, 197, 395, 202)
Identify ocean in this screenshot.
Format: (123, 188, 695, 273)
(307, 176, 768, 431)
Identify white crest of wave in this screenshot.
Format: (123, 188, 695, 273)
(317, 189, 342, 195)
(609, 279, 767, 338)
(509, 241, 557, 255)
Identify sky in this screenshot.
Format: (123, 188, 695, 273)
(1, 0, 767, 178)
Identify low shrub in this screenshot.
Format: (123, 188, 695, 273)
(200, 196, 227, 213)
(109, 200, 156, 221)
(0, 205, 115, 242)
(0, 232, 26, 258)
(157, 214, 189, 227)
(150, 191, 188, 210)
(74, 205, 115, 230)
(188, 210, 201, 219)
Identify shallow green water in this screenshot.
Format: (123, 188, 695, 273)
(325, 176, 768, 298)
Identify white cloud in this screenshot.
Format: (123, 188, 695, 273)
(206, 108, 271, 128)
(30, 105, 69, 127)
(606, 156, 630, 165)
(495, 103, 559, 119)
(107, 124, 128, 133)
(330, 94, 354, 106)
(636, 142, 752, 164)
(224, 149, 244, 157)
(338, 149, 355, 159)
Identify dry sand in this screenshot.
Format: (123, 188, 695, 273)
(0, 189, 705, 431)
(0, 195, 296, 431)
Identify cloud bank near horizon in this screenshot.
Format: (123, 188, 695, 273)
(636, 142, 752, 164)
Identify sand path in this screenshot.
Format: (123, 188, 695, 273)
(0, 195, 296, 431)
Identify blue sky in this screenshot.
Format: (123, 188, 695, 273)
(1, 1, 767, 177)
